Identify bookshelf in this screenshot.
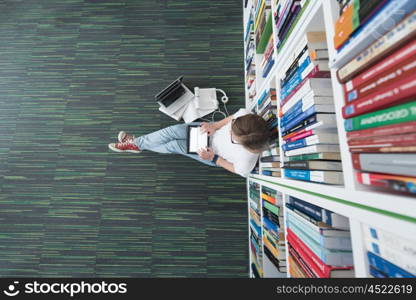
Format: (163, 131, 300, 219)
(243, 0, 416, 278)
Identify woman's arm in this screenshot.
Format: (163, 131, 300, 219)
(200, 115, 233, 135)
(197, 147, 236, 174)
(212, 115, 233, 130)
(215, 156, 235, 173)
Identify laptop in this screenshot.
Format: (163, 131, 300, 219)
(155, 76, 195, 116)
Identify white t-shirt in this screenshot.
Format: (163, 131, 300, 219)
(211, 108, 260, 177)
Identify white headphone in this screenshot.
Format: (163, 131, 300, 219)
(216, 88, 229, 104)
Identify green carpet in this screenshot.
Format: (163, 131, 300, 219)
(0, 0, 248, 277)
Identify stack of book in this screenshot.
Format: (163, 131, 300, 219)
(335, 7, 416, 194)
(262, 187, 286, 273)
(261, 35, 275, 78)
(255, 0, 272, 53)
(258, 88, 281, 176)
(286, 196, 354, 278)
(362, 224, 416, 277)
(249, 181, 263, 277)
(245, 8, 257, 103)
(273, 0, 309, 50)
(279, 32, 342, 185)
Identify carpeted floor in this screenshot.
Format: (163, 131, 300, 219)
(0, 0, 248, 277)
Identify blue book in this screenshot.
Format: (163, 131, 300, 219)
(250, 219, 261, 237)
(282, 139, 309, 151)
(280, 105, 318, 132)
(263, 216, 278, 235)
(280, 56, 311, 100)
(281, 99, 304, 125)
(367, 252, 415, 278)
(262, 58, 275, 78)
(257, 90, 268, 106)
(369, 266, 388, 278)
(245, 20, 253, 41)
(286, 218, 353, 266)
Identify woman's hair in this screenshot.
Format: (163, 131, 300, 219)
(232, 114, 271, 152)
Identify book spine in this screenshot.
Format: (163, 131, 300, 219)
(346, 121, 416, 140)
(345, 58, 416, 103)
(288, 245, 317, 278)
(282, 114, 318, 137)
(262, 58, 275, 77)
(344, 101, 416, 132)
(367, 252, 415, 278)
(280, 56, 312, 100)
(281, 97, 316, 125)
(342, 75, 416, 118)
(348, 132, 416, 147)
(284, 169, 323, 182)
(290, 197, 322, 220)
(349, 145, 416, 153)
(356, 172, 416, 194)
(284, 129, 314, 142)
(337, 9, 416, 83)
(344, 40, 416, 92)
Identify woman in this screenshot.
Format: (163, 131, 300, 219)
(108, 108, 270, 177)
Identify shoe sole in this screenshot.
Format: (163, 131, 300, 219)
(108, 143, 141, 153)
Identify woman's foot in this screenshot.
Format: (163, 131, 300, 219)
(108, 141, 141, 153)
(118, 131, 135, 143)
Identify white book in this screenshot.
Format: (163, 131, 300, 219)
(362, 224, 416, 260)
(285, 144, 340, 156)
(281, 78, 333, 113)
(363, 238, 416, 275)
(283, 113, 338, 136)
(286, 133, 339, 146)
(282, 93, 333, 115)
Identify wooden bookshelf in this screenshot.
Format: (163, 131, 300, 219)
(243, 0, 416, 278)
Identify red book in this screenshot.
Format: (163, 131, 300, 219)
(349, 145, 416, 153)
(342, 74, 416, 119)
(287, 229, 353, 278)
(346, 121, 416, 140)
(356, 172, 416, 195)
(283, 129, 314, 142)
(280, 65, 331, 108)
(345, 56, 416, 103)
(344, 40, 416, 93)
(348, 132, 416, 148)
(288, 244, 316, 278)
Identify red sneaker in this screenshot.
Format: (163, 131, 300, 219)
(108, 141, 141, 153)
(118, 131, 135, 143)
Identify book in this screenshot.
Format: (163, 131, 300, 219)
(352, 153, 416, 177)
(288, 196, 350, 230)
(282, 133, 339, 152)
(344, 101, 416, 132)
(276, 3, 302, 48)
(362, 224, 416, 261)
(282, 100, 335, 125)
(285, 144, 340, 157)
(284, 169, 343, 185)
(345, 56, 416, 103)
(261, 162, 281, 168)
(286, 227, 353, 266)
(342, 74, 416, 118)
(355, 171, 416, 194)
(286, 152, 342, 162)
(283, 160, 342, 171)
(344, 40, 416, 92)
(257, 12, 273, 53)
(261, 155, 280, 162)
(286, 205, 351, 239)
(287, 229, 354, 278)
(348, 133, 416, 149)
(262, 58, 275, 78)
(364, 238, 416, 275)
(284, 128, 337, 143)
(346, 121, 416, 140)
(262, 170, 281, 177)
(282, 112, 337, 133)
(336, 8, 416, 82)
(367, 251, 415, 278)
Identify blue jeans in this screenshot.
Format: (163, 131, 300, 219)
(133, 123, 218, 167)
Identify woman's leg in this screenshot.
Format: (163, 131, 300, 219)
(133, 123, 189, 151)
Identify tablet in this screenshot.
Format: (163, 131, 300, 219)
(187, 125, 209, 154)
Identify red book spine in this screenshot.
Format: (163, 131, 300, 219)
(280, 65, 331, 108)
(288, 245, 315, 278)
(350, 145, 416, 153)
(351, 153, 361, 170)
(356, 172, 416, 188)
(286, 229, 327, 277)
(344, 40, 416, 92)
(348, 132, 416, 147)
(342, 74, 416, 119)
(284, 129, 314, 143)
(345, 56, 416, 104)
(346, 121, 416, 140)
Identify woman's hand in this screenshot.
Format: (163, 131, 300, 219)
(197, 147, 215, 161)
(200, 122, 217, 136)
